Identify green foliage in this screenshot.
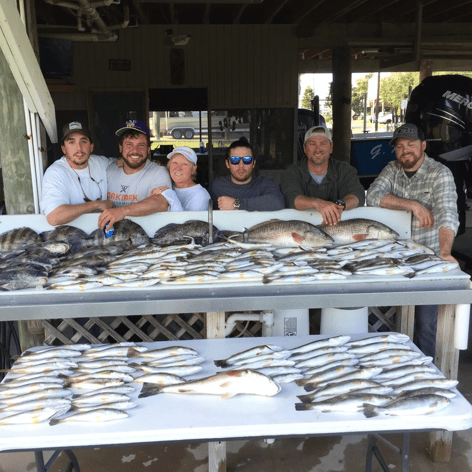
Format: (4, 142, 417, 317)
(301, 86, 315, 109)
(380, 72, 420, 109)
(432, 71, 472, 79)
(325, 83, 333, 115)
(352, 74, 372, 114)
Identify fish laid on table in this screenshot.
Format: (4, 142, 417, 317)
(0, 406, 69, 425)
(303, 367, 383, 391)
(50, 408, 129, 425)
(290, 335, 351, 355)
(133, 373, 187, 385)
(152, 220, 224, 246)
(214, 345, 284, 368)
(295, 393, 394, 412)
(233, 219, 333, 248)
(138, 364, 203, 377)
(0, 227, 43, 250)
(363, 394, 451, 418)
(138, 369, 281, 399)
(297, 379, 384, 402)
(71, 392, 131, 406)
(391, 378, 459, 395)
(318, 219, 399, 244)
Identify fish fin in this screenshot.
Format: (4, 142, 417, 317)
(291, 232, 305, 244)
(213, 360, 227, 368)
(221, 392, 237, 399)
(295, 403, 312, 411)
(138, 382, 161, 398)
(297, 394, 313, 403)
(353, 234, 368, 241)
(362, 403, 379, 418)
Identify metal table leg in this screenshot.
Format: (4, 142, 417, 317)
(35, 450, 81, 472)
(365, 433, 410, 472)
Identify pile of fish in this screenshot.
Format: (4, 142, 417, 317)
(290, 334, 457, 417)
(0, 218, 460, 291)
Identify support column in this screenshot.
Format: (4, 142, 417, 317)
(331, 47, 352, 163)
(206, 312, 227, 472)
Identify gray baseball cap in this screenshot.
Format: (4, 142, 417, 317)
(389, 123, 425, 146)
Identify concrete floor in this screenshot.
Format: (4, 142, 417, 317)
(1, 212, 472, 472)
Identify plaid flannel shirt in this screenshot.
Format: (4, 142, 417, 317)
(366, 154, 459, 255)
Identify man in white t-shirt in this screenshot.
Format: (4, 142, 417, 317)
(98, 120, 171, 232)
(40, 122, 114, 225)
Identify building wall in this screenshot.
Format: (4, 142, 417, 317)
(52, 24, 298, 111)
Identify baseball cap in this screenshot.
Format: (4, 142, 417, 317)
(167, 146, 198, 164)
(62, 121, 93, 143)
(304, 125, 333, 144)
(389, 123, 425, 146)
(115, 120, 150, 137)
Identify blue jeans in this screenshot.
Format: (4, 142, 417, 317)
(413, 305, 438, 358)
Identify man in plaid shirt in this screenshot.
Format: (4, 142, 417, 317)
(366, 123, 459, 357)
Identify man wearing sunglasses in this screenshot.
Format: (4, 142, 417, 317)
(280, 125, 365, 225)
(41, 121, 114, 225)
(209, 138, 284, 211)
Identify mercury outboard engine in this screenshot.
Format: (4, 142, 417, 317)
(405, 74, 472, 235)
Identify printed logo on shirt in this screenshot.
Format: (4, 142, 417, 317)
(108, 192, 139, 202)
(120, 185, 129, 193)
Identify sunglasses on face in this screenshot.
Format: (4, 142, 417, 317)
(228, 156, 254, 165)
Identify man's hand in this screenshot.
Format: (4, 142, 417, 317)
(98, 207, 126, 230)
(412, 202, 434, 228)
(150, 186, 170, 196)
(93, 200, 114, 212)
(316, 200, 343, 225)
(440, 253, 458, 263)
(217, 196, 237, 210)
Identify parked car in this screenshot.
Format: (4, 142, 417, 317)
(370, 112, 393, 124)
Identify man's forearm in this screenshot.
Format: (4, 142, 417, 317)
(379, 194, 416, 212)
(120, 194, 169, 217)
(438, 227, 455, 259)
(343, 195, 360, 211)
(293, 195, 322, 211)
(46, 202, 103, 226)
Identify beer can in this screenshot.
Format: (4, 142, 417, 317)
(104, 223, 115, 238)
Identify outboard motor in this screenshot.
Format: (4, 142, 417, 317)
(406, 74, 472, 235)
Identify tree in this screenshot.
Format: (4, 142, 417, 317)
(352, 74, 372, 115)
(380, 72, 420, 110)
(301, 86, 315, 109)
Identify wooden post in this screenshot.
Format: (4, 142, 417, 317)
(331, 47, 352, 163)
(396, 305, 415, 339)
(428, 304, 458, 462)
(205, 311, 227, 472)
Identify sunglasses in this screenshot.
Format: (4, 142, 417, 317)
(228, 156, 254, 165)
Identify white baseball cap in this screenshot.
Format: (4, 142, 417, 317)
(167, 146, 198, 164)
(304, 125, 333, 143)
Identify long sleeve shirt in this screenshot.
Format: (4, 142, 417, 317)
(366, 154, 459, 254)
(209, 174, 285, 211)
(280, 157, 366, 209)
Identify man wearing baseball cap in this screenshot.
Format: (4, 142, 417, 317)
(40, 121, 114, 225)
(280, 125, 365, 225)
(98, 119, 172, 231)
(367, 123, 459, 357)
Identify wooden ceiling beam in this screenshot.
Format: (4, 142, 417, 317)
(264, 0, 290, 25)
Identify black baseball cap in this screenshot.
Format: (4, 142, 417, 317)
(62, 121, 93, 143)
(389, 123, 425, 146)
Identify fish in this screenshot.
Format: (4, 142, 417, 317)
(0, 389, 73, 406)
(295, 352, 357, 370)
(373, 364, 438, 382)
(295, 393, 394, 412)
(70, 400, 137, 412)
(72, 385, 135, 398)
(214, 345, 284, 368)
(0, 227, 43, 250)
(290, 335, 351, 355)
(0, 398, 71, 413)
(66, 379, 125, 390)
(0, 382, 65, 397)
(138, 365, 203, 376)
(146, 356, 206, 368)
(71, 393, 131, 405)
(317, 218, 399, 244)
(0, 406, 69, 425)
(49, 408, 129, 425)
(152, 220, 224, 246)
(0, 266, 49, 291)
(289, 346, 349, 362)
(236, 219, 333, 248)
(346, 333, 410, 347)
(271, 373, 304, 384)
(41, 225, 91, 253)
(304, 367, 383, 391)
(90, 219, 150, 247)
(133, 373, 186, 385)
(299, 379, 383, 401)
(138, 369, 281, 399)
(397, 387, 457, 399)
(363, 394, 451, 418)
(129, 346, 198, 360)
(391, 378, 459, 395)
(295, 365, 360, 387)
(16, 348, 83, 361)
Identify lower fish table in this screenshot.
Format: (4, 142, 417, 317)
(1, 335, 471, 472)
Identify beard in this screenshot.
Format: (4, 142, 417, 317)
(399, 153, 422, 170)
(122, 153, 147, 170)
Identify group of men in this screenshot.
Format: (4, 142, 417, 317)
(41, 119, 460, 357)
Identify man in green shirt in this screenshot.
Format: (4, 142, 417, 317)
(280, 126, 365, 225)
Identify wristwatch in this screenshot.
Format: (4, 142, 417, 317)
(335, 199, 346, 210)
(233, 198, 241, 210)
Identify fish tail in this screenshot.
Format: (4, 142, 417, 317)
(127, 349, 141, 358)
(213, 360, 228, 368)
(362, 403, 379, 418)
(138, 382, 161, 398)
(295, 403, 313, 411)
(303, 383, 319, 392)
(49, 418, 62, 426)
(297, 394, 313, 403)
(295, 379, 307, 387)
